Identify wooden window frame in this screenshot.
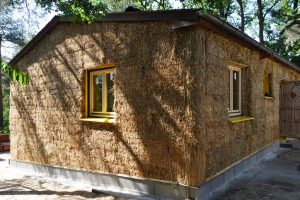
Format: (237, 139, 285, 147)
(88, 67, 115, 118)
(228, 66, 242, 117)
(263, 72, 273, 97)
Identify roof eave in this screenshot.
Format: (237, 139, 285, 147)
(9, 10, 299, 72)
(198, 14, 300, 72)
(9, 16, 62, 66)
(9, 10, 199, 66)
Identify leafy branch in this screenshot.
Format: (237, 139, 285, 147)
(0, 60, 29, 86)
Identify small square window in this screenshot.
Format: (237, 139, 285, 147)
(228, 67, 242, 117)
(263, 72, 272, 97)
(88, 67, 115, 118)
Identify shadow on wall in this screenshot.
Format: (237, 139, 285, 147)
(11, 23, 203, 185)
(11, 94, 47, 164)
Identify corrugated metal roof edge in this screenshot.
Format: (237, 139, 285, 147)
(9, 10, 299, 72)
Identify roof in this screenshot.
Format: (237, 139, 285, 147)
(9, 9, 300, 72)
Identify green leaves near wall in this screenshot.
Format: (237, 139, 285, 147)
(0, 60, 29, 86)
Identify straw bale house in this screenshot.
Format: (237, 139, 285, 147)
(9, 9, 300, 199)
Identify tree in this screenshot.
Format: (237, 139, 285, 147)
(101, 0, 172, 11)
(134, 0, 172, 10)
(35, 0, 173, 17)
(265, 0, 299, 64)
(35, 0, 109, 22)
(180, 0, 236, 20)
(103, 0, 135, 11)
(33, 0, 299, 67)
(0, 1, 26, 130)
(236, 0, 245, 32)
(256, 0, 282, 44)
(0, 0, 33, 133)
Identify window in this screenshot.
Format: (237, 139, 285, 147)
(263, 72, 272, 97)
(88, 67, 115, 118)
(228, 67, 241, 117)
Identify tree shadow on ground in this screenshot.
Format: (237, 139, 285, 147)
(0, 178, 121, 199)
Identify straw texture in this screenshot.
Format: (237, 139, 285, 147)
(9, 20, 300, 186)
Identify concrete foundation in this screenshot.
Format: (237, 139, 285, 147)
(10, 141, 280, 200)
(196, 141, 281, 200)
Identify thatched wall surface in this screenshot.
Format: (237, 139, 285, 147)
(194, 21, 300, 180)
(10, 20, 300, 187)
(10, 21, 204, 185)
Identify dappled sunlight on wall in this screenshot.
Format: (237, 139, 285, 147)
(10, 22, 206, 186)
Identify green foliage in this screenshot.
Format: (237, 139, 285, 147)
(180, 0, 210, 12)
(101, 0, 133, 11)
(35, 0, 109, 22)
(264, 0, 300, 65)
(0, 60, 29, 86)
(134, 0, 172, 10)
(36, 0, 174, 17)
(180, 0, 236, 20)
(2, 78, 9, 134)
(0, 60, 29, 134)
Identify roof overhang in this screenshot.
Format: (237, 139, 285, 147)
(9, 9, 299, 72)
(198, 14, 300, 72)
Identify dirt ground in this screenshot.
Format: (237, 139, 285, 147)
(215, 144, 300, 200)
(0, 152, 122, 200)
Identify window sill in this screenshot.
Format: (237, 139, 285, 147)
(80, 118, 115, 124)
(228, 116, 254, 123)
(264, 96, 275, 100)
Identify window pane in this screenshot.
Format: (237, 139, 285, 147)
(93, 75, 103, 112)
(264, 72, 271, 95)
(106, 73, 115, 112)
(232, 70, 240, 110)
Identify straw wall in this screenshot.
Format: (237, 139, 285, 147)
(9, 21, 205, 186)
(194, 21, 300, 180)
(9, 19, 300, 187)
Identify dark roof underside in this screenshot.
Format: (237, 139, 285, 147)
(9, 9, 299, 72)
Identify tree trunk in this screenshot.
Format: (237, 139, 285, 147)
(0, 36, 3, 129)
(293, 0, 298, 11)
(160, 0, 166, 10)
(257, 0, 264, 44)
(224, 0, 232, 19)
(237, 0, 245, 32)
(219, 2, 225, 19)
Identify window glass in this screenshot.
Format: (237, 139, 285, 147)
(106, 73, 115, 112)
(88, 67, 115, 118)
(228, 67, 242, 116)
(232, 70, 240, 110)
(93, 75, 103, 112)
(264, 72, 272, 96)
